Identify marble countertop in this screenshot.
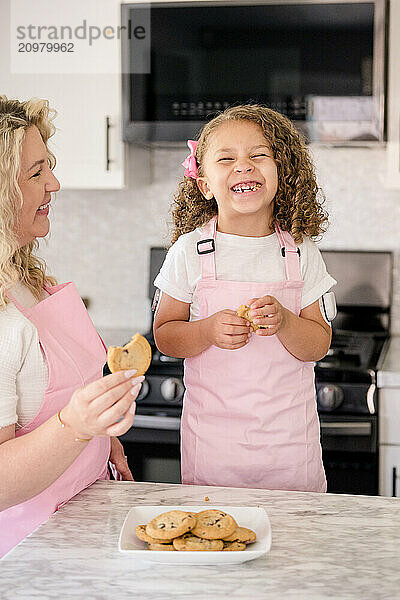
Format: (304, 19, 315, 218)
(377, 336, 400, 388)
(1, 481, 400, 599)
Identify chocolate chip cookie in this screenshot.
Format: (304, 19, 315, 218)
(191, 510, 236, 540)
(146, 510, 197, 540)
(237, 304, 264, 331)
(222, 526, 257, 544)
(223, 541, 246, 551)
(135, 524, 173, 544)
(147, 543, 175, 551)
(107, 333, 152, 375)
(173, 533, 223, 552)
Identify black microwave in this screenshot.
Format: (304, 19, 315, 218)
(121, 0, 386, 144)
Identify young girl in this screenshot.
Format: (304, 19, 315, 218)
(153, 104, 336, 492)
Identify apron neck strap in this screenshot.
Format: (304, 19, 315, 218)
(275, 223, 302, 281)
(198, 217, 302, 282)
(197, 215, 218, 280)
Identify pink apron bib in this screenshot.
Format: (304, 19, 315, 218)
(0, 282, 110, 558)
(181, 216, 326, 492)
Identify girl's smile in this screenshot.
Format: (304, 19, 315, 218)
(230, 180, 263, 194)
(196, 120, 278, 235)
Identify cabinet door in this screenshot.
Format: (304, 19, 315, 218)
(379, 445, 400, 497)
(379, 388, 400, 445)
(386, 0, 400, 188)
(0, 0, 124, 189)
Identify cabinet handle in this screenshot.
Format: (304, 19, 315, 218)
(393, 466, 397, 497)
(105, 116, 112, 172)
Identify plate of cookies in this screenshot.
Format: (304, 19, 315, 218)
(118, 506, 271, 564)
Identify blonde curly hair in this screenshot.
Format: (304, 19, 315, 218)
(171, 104, 328, 245)
(0, 95, 57, 307)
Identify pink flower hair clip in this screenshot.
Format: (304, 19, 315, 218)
(182, 140, 198, 179)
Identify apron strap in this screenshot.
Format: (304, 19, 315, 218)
(275, 223, 302, 281)
(197, 215, 217, 281)
(198, 217, 302, 282)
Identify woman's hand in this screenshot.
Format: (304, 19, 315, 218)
(109, 437, 134, 481)
(248, 296, 288, 336)
(203, 309, 252, 350)
(61, 370, 144, 439)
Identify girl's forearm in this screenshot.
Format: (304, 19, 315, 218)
(277, 309, 331, 362)
(154, 318, 211, 358)
(0, 415, 86, 511)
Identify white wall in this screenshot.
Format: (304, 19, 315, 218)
(38, 144, 400, 335)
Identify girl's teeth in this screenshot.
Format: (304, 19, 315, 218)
(232, 183, 261, 193)
(38, 203, 49, 211)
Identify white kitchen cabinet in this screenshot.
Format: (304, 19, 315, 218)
(386, 0, 400, 188)
(379, 446, 400, 497)
(0, 0, 124, 189)
(379, 387, 400, 496)
(379, 387, 400, 444)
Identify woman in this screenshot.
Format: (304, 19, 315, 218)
(0, 96, 142, 557)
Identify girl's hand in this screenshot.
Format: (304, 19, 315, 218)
(109, 437, 134, 481)
(203, 309, 252, 350)
(248, 296, 288, 336)
(61, 370, 144, 439)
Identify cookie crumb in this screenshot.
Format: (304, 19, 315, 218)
(205, 496, 210, 502)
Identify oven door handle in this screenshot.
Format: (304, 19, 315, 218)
(133, 414, 181, 431)
(320, 422, 372, 436)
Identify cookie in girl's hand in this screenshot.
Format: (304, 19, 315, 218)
(237, 304, 264, 331)
(107, 333, 152, 376)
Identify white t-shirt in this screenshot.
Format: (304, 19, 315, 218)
(154, 225, 336, 320)
(0, 283, 48, 429)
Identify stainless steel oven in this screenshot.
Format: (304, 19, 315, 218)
(120, 414, 181, 483)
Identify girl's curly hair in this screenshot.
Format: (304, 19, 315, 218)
(171, 104, 328, 245)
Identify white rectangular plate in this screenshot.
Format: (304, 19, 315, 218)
(119, 505, 272, 565)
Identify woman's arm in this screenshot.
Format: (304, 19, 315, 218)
(249, 297, 331, 362)
(0, 371, 142, 511)
(153, 293, 251, 358)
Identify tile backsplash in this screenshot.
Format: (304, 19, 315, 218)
(38, 144, 400, 336)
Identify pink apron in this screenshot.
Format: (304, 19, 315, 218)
(0, 282, 110, 558)
(181, 216, 326, 492)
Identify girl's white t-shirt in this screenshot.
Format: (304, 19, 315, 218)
(0, 283, 48, 429)
(154, 226, 337, 321)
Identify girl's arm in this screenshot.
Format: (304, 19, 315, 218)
(248, 296, 331, 362)
(153, 292, 251, 358)
(0, 371, 143, 511)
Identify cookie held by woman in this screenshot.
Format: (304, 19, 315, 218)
(107, 333, 152, 376)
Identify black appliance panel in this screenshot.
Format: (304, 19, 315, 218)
(127, 3, 374, 123)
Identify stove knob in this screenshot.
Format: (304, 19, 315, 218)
(136, 379, 149, 403)
(160, 378, 184, 403)
(318, 384, 344, 411)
